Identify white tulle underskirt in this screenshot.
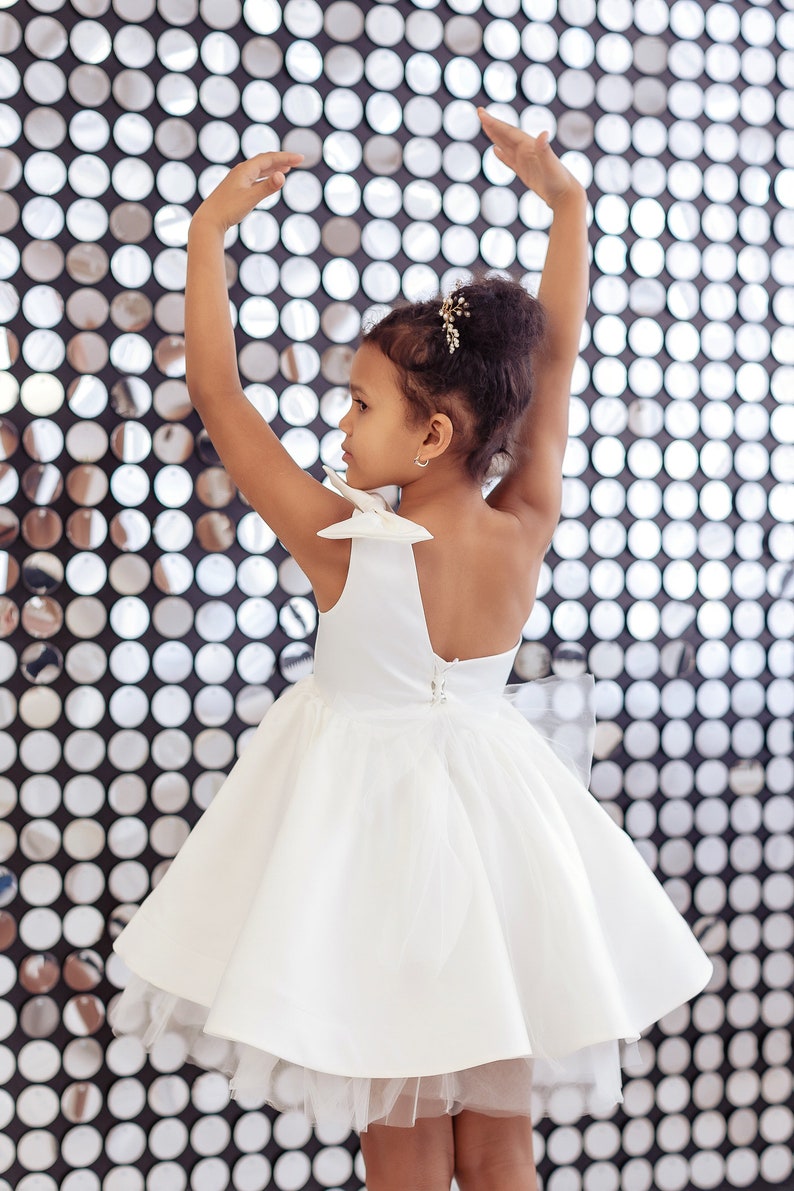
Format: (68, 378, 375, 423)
(109, 970, 644, 1134)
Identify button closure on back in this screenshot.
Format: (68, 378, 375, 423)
(430, 657, 459, 705)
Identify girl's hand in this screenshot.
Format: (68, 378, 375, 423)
(191, 151, 305, 232)
(478, 109, 584, 210)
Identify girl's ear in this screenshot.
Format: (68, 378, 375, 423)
(422, 413, 454, 459)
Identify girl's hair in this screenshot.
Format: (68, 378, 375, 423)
(362, 273, 547, 482)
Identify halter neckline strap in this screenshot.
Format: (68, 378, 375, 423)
(317, 466, 433, 544)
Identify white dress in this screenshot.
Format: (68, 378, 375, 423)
(109, 467, 714, 1133)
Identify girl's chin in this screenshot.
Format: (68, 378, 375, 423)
(341, 457, 362, 483)
(342, 460, 383, 488)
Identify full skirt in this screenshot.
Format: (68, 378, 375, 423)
(109, 675, 714, 1133)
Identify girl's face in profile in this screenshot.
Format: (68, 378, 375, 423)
(338, 343, 427, 490)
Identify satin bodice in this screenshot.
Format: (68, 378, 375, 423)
(312, 467, 520, 715)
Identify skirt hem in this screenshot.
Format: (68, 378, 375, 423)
(108, 968, 646, 1134)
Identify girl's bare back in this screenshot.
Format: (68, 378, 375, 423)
(408, 509, 547, 663)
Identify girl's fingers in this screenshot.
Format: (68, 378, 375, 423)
(478, 107, 554, 157)
(248, 146, 304, 185)
(254, 151, 304, 168)
(478, 107, 521, 139)
(247, 151, 303, 181)
(252, 166, 292, 184)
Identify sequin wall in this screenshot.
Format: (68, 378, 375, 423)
(0, 0, 792, 1187)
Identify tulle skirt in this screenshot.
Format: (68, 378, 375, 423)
(110, 970, 646, 1132)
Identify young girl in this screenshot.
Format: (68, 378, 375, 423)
(109, 111, 714, 1190)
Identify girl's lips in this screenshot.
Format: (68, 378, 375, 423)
(342, 450, 352, 461)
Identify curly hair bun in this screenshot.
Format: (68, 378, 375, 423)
(447, 276, 546, 363)
(363, 272, 547, 482)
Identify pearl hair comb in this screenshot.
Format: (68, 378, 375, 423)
(439, 282, 470, 353)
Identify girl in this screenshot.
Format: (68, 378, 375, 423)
(109, 111, 713, 1191)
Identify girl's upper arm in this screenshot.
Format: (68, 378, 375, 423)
(193, 387, 352, 568)
(486, 363, 570, 548)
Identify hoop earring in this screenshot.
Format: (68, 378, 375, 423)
(413, 454, 429, 468)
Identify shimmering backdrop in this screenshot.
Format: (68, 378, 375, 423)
(0, 0, 792, 1188)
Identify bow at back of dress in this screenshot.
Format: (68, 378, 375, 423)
(316, 466, 433, 545)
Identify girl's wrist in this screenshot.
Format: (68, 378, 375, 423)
(547, 182, 587, 214)
(188, 212, 227, 240)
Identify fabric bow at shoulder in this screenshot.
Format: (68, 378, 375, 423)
(316, 466, 433, 544)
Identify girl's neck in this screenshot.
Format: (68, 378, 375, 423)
(396, 463, 486, 525)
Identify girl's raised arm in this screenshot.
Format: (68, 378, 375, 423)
(478, 111, 589, 546)
(184, 152, 352, 571)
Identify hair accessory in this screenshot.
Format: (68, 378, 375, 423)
(439, 282, 470, 354)
(413, 454, 429, 468)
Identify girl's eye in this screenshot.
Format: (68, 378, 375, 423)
(353, 398, 368, 411)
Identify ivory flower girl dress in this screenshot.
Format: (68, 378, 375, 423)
(109, 467, 714, 1133)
